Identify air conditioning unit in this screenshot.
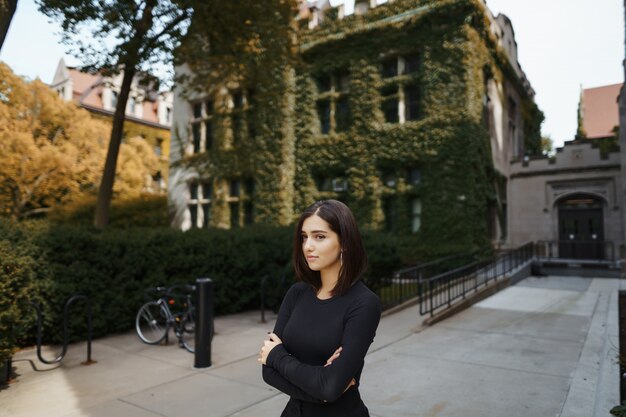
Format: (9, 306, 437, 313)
(332, 178, 348, 192)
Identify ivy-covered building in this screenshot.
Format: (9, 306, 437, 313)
(169, 0, 542, 254)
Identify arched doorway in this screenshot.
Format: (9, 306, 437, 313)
(557, 194, 604, 260)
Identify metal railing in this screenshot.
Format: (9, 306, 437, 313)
(535, 240, 615, 262)
(370, 252, 479, 311)
(419, 242, 534, 317)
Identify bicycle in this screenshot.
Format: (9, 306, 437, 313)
(135, 284, 196, 353)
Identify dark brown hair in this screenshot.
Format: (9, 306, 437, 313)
(293, 200, 368, 296)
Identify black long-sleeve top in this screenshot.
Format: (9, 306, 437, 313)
(262, 281, 381, 417)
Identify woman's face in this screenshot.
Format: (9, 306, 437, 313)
(301, 214, 341, 273)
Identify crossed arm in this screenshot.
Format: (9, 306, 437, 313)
(259, 289, 380, 403)
(261, 344, 350, 403)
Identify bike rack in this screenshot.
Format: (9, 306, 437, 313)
(29, 295, 96, 366)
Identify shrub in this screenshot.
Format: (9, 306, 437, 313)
(48, 194, 169, 228)
(0, 220, 424, 349)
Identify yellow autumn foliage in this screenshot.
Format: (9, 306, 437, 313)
(0, 62, 160, 220)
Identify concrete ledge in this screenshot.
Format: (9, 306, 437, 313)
(381, 295, 422, 318)
(422, 278, 511, 327)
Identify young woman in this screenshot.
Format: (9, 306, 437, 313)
(258, 200, 382, 417)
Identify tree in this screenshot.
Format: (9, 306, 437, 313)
(0, 62, 161, 220)
(0, 0, 18, 50)
(541, 135, 553, 156)
(576, 87, 587, 140)
(37, 0, 193, 228)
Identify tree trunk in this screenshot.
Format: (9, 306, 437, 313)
(94, 0, 157, 229)
(0, 0, 18, 50)
(94, 65, 137, 228)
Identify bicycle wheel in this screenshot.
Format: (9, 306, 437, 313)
(136, 301, 169, 344)
(180, 312, 196, 353)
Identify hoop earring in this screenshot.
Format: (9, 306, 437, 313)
(340, 250, 343, 266)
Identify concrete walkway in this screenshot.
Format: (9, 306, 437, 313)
(0, 275, 620, 417)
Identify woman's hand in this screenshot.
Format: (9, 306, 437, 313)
(259, 332, 282, 365)
(324, 346, 342, 367)
(343, 378, 356, 393)
(325, 347, 355, 394)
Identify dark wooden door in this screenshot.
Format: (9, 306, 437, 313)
(558, 196, 604, 260)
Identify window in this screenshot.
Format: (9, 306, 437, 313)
(314, 70, 351, 134)
(317, 100, 331, 135)
(407, 167, 421, 186)
(244, 178, 255, 196)
(193, 102, 202, 118)
(152, 171, 164, 191)
(192, 123, 201, 153)
(380, 53, 421, 124)
(411, 198, 422, 233)
(228, 89, 255, 145)
(111, 91, 118, 109)
(230, 179, 240, 197)
(482, 66, 492, 131)
(508, 97, 519, 157)
(332, 178, 348, 192)
(189, 100, 214, 154)
(230, 202, 239, 228)
(205, 121, 213, 150)
(190, 182, 199, 200)
(381, 58, 398, 78)
(155, 138, 163, 156)
(244, 201, 254, 225)
(404, 53, 420, 74)
(315, 175, 347, 193)
(336, 97, 350, 132)
(128, 97, 136, 114)
(383, 198, 397, 232)
(166, 107, 172, 124)
(232, 90, 244, 109)
(404, 85, 420, 121)
(188, 180, 212, 229)
(189, 204, 198, 228)
(380, 85, 399, 123)
(383, 172, 397, 187)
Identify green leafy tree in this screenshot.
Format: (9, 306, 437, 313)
(36, 0, 193, 228)
(541, 135, 553, 156)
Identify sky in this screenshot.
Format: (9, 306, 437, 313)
(1, 0, 623, 148)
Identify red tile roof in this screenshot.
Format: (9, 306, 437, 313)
(582, 83, 622, 139)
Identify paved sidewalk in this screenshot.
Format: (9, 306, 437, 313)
(0, 275, 620, 417)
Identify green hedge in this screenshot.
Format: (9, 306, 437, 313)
(0, 219, 431, 356)
(48, 194, 169, 228)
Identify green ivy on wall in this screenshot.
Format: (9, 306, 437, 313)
(175, 0, 543, 257)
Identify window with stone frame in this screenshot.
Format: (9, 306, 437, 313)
(229, 88, 256, 146)
(228, 177, 256, 228)
(383, 197, 397, 232)
(379, 53, 421, 124)
(243, 178, 255, 225)
(410, 198, 422, 233)
(188, 180, 212, 229)
(314, 69, 351, 135)
(227, 178, 241, 229)
(189, 99, 214, 154)
(508, 97, 520, 158)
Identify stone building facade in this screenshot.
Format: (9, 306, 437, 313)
(169, 0, 542, 255)
(508, 142, 623, 259)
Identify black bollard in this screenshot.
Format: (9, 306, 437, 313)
(194, 278, 214, 368)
